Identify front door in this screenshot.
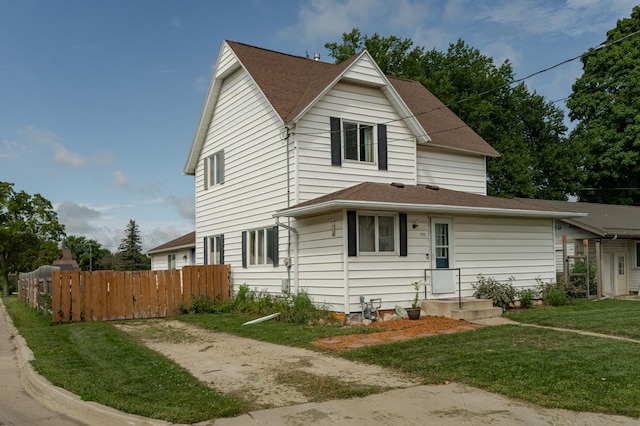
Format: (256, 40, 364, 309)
(431, 219, 455, 294)
(615, 252, 629, 296)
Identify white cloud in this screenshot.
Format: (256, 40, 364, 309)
(277, 0, 432, 47)
(112, 170, 131, 188)
(56, 201, 102, 234)
(169, 194, 195, 220)
(19, 125, 113, 168)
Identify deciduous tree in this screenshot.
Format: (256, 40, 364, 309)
(0, 182, 65, 296)
(567, 5, 640, 204)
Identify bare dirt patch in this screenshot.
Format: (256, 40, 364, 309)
(115, 317, 480, 409)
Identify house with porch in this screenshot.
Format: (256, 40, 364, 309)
(183, 40, 582, 315)
(520, 199, 640, 297)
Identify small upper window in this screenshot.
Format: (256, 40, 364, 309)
(344, 121, 374, 163)
(205, 150, 224, 189)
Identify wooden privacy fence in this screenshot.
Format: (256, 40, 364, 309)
(48, 265, 229, 323)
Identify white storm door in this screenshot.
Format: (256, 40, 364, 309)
(431, 219, 455, 294)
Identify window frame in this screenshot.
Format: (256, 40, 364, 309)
(635, 241, 640, 268)
(343, 120, 375, 163)
(208, 235, 223, 265)
(356, 212, 397, 255)
(205, 150, 224, 188)
(167, 253, 176, 270)
(247, 227, 275, 266)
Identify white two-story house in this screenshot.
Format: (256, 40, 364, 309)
(183, 41, 581, 314)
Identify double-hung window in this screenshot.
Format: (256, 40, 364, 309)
(344, 121, 374, 163)
(208, 235, 224, 265)
(167, 253, 176, 270)
(358, 214, 396, 253)
(242, 226, 279, 267)
(204, 150, 224, 189)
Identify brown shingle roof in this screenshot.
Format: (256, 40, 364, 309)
(147, 231, 195, 254)
(276, 182, 583, 218)
(518, 199, 640, 238)
(226, 41, 498, 156)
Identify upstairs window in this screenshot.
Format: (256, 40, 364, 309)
(344, 121, 374, 162)
(204, 150, 224, 189)
(330, 117, 387, 169)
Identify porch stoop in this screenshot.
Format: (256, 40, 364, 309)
(422, 298, 503, 321)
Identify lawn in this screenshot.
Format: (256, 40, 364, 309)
(6, 295, 640, 420)
(505, 299, 640, 339)
(2, 296, 246, 424)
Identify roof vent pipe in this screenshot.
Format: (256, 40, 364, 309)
(313, 52, 320, 61)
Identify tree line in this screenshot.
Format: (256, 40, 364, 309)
(325, 5, 640, 204)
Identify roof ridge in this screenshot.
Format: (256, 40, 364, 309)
(226, 40, 331, 64)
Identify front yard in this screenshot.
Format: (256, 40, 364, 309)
(4, 295, 640, 421)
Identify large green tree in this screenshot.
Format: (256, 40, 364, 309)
(567, 6, 640, 204)
(326, 30, 582, 199)
(0, 182, 66, 296)
(114, 219, 150, 271)
(62, 235, 111, 271)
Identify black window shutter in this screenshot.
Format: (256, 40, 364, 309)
(241, 231, 247, 268)
(330, 117, 342, 166)
(219, 151, 225, 184)
(399, 213, 407, 257)
(203, 237, 208, 264)
(347, 210, 357, 257)
(272, 225, 279, 266)
(219, 234, 225, 265)
(378, 123, 387, 170)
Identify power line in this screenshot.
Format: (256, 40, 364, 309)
(291, 28, 640, 139)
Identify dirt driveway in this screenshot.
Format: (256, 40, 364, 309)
(115, 319, 422, 408)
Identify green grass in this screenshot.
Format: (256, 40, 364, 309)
(275, 370, 390, 402)
(3, 296, 247, 424)
(341, 325, 640, 417)
(506, 299, 640, 339)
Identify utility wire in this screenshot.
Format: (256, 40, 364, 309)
(291, 28, 640, 138)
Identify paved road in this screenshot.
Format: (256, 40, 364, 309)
(0, 299, 84, 426)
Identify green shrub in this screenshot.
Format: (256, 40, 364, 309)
(570, 260, 597, 296)
(472, 275, 516, 311)
(543, 286, 568, 306)
(518, 288, 537, 309)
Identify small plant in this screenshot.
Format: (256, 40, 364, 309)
(472, 275, 516, 311)
(517, 288, 537, 309)
(537, 279, 569, 306)
(410, 280, 426, 308)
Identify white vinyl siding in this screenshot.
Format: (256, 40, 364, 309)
(194, 66, 287, 293)
(340, 55, 387, 85)
(417, 146, 487, 195)
(149, 248, 194, 271)
(453, 216, 556, 296)
(296, 82, 416, 202)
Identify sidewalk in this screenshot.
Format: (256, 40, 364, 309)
(2, 298, 640, 426)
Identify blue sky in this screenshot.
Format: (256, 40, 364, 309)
(1, 0, 636, 252)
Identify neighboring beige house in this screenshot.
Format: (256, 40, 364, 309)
(147, 232, 195, 271)
(183, 40, 582, 314)
(520, 199, 640, 297)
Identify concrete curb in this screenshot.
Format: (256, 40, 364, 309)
(0, 297, 181, 426)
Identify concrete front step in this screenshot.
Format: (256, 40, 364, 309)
(422, 298, 503, 321)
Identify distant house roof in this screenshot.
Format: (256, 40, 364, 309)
(52, 248, 80, 271)
(275, 182, 586, 219)
(147, 232, 196, 254)
(184, 41, 498, 175)
(518, 199, 640, 238)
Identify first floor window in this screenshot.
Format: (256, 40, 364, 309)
(167, 253, 176, 270)
(243, 226, 278, 267)
(208, 235, 223, 264)
(358, 214, 395, 253)
(635, 241, 640, 268)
